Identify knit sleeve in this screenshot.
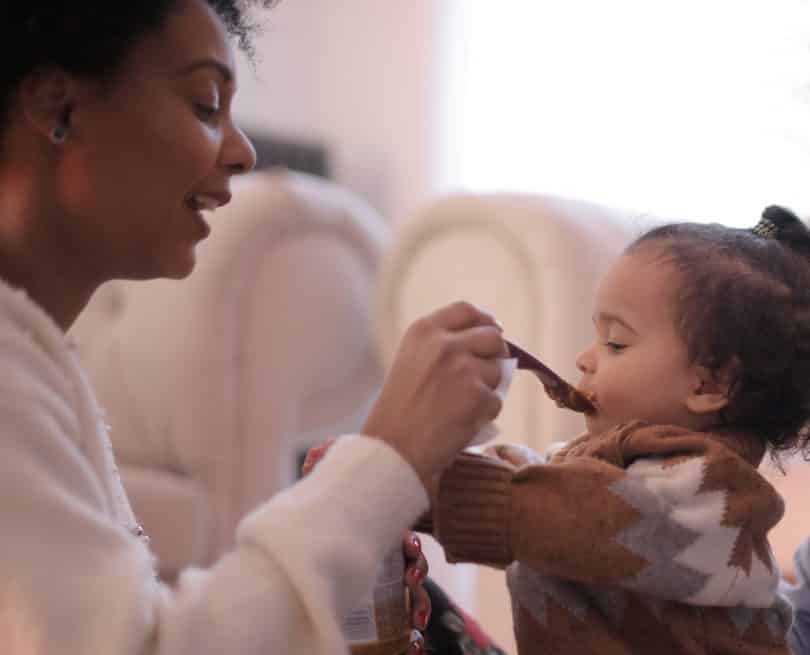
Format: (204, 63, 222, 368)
(0, 323, 428, 654)
(434, 424, 784, 607)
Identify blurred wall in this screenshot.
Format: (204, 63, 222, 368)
(234, 1, 455, 222)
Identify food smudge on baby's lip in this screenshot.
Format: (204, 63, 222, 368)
(580, 389, 597, 405)
(507, 340, 596, 414)
(577, 389, 599, 414)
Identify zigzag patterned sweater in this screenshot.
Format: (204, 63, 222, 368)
(431, 421, 793, 654)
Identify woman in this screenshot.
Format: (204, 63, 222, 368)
(0, 2, 507, 654)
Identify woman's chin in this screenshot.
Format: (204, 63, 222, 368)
(159, 248, 198, 279)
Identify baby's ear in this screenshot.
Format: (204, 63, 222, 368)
(685, 364, 732, 415)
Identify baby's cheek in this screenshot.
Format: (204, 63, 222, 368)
(595, 386, 639, 423)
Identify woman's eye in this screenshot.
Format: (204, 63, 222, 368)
(605, 342, 627, 353)
(194, 102, 221, 122)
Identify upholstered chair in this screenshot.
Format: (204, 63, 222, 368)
(376, 192, 810, 649)
(375, 191, 645, 650)
(69, 169, 389, 581)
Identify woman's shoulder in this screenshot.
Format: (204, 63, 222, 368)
(0, 278, 77, 388)
(0, 278, 68, 351)
(0, 279, 85, 445)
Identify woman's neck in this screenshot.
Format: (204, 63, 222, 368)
(0, 170, 97, 332)
(0, 245, 95, 332)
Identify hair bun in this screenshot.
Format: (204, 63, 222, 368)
(762, 205, 803, 229)
(756, 204, 810, 258)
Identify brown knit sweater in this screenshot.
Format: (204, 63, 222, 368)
(429, 421, 793, 654)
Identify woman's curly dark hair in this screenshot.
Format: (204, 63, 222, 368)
(0, 0, 277, 132)
(630, 206, 810, 460)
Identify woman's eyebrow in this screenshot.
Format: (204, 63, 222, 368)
(592, 311, 638, 335)
(173, 58, 233, 82)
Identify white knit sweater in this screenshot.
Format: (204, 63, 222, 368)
(0, 279, 427, 654)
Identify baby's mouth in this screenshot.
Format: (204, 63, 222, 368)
(578, 389, 598, 412)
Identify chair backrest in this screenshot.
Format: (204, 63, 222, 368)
(376, 191, 648, 651)
(70, 169, 389, 578)
(378, 192, 647, 450)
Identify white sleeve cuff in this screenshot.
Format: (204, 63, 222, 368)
(236, 434, 428, 618)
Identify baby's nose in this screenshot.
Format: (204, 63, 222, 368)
(575, 347, 594, 374)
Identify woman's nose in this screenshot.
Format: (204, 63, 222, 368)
(221, 123, 257, 175)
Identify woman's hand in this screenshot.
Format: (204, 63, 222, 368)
(364, 302, 509, 485)
(404, 533, 430, 654)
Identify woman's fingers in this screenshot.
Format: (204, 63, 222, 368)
(403, 535, 428, 600)
(402, 532, 430, 631)
(408, 583, 431, 632)
(403, 533, 423, 563)
(405, 553, 428, 590)
(407, 630, 426, 655)
(478, 384, 504, 423)
(363, 302, 508, 482)
(454, 324, 511, 359)
(477, 357, 504, 390)
(427, 301, 502, 332)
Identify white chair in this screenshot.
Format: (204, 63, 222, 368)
(375, 191, 648, 651)
(70, 169, 389, 580)
(376, 192, 810, 648)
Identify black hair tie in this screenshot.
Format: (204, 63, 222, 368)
(751, 205, 803, 239)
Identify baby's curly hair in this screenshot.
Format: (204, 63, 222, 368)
(629, 206, 810, 460)
(0, 0, 277, 131)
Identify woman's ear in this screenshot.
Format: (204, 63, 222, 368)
(685, 365, 731, 415)
(17, 68, 75, 141)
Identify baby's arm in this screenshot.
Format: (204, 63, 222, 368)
(433, 424, 784, 607)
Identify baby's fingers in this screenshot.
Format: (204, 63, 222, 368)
(300, 438, 337, 476)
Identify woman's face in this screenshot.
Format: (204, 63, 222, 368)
(57, 0, 256, 281)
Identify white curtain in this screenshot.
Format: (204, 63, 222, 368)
(438, 0, 810, 226)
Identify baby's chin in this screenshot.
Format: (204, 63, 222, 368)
(584, 413, 621, 437)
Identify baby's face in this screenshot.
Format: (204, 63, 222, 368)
(575, 247, 702, 436)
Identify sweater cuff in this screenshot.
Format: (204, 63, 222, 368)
(436, 452, 513, 567)
(236, 434, 429, 616)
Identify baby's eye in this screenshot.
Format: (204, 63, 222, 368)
(605, 341, 627, 353)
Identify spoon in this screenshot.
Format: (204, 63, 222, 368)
(506, 340, 596, 414)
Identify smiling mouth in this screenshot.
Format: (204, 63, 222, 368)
(185, 194, 221, 211)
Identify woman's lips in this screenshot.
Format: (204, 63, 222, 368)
(188, 208, 211, 238)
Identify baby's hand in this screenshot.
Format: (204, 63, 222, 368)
(301, 438, 337, 476)
(483, 443, 543, 468)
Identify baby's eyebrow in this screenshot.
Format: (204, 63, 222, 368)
(592, 311, 638, 335)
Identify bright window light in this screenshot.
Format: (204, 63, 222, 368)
(442, 0, 810, 226)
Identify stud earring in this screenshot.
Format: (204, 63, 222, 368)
(51, 124, 68, 144)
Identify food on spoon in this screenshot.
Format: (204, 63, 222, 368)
(506, 341, 596, 414)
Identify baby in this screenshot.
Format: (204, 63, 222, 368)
(426, 206, 810, 654)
